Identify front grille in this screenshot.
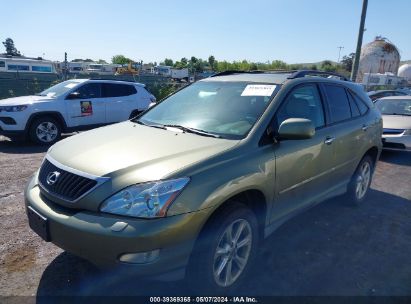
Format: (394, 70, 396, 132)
(38, 159, 97, 201)
(383, 128, 405, 135)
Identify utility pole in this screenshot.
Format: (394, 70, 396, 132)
(64, 52, 68, 80)
(337, 46, 344, 63)
(351, 0, 368, 82)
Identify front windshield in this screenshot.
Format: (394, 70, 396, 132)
(37, 80, 81, 98)
(138, 81, 278, 139)
(376, 99, 411, 116)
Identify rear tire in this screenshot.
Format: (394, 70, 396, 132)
(187, 203, 259, 293)
(29, 117, 61, 145)
(346, 155, 374, 205)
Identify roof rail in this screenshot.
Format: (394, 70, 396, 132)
(88, 78, 142, 84)
(210, 70, 266, 77)
(287, 70, 350, 81)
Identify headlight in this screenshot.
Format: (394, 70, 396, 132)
(0, 105, 28, 112)
(100, 177, 190, 218)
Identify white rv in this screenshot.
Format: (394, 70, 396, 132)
(0, 56, 56, 73)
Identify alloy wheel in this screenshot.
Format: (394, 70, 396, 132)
(355, 161, 371, 200)
(212, 218, 252, 287)
(36, 122, 58, 143)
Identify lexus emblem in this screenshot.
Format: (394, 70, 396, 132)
(46, 171, 61, 185)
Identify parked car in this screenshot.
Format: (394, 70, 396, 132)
(375, 96, 411, 151)
(367, 89, 408, 101)
(0, 79, 156, 144)
(25, 70, 382, 292)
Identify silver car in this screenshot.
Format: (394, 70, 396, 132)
(375, 96, 411, 151)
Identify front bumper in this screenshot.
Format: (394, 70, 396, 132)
(24, 175, 210, 279)
(382, 134, 411, 151)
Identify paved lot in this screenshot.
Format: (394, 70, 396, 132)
(0, 135, 410, 297)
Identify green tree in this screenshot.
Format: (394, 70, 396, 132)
(340, 53, 355, 72)
(2, 38, 20, 56)
(163, 58, 173, 66)
(97, 59, 108, 64)
(320, 60, 337, 72)
(112, 55, 133, 64)
(208, 55, 216, 70)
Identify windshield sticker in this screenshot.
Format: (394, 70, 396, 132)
(241, 85, 276, 96)
(81, 101, 93, 116)
(65, 83, 77, 89)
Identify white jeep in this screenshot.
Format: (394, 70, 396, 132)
(0, 79, 156, 144)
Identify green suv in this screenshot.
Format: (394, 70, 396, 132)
(25, 70, 382, 291)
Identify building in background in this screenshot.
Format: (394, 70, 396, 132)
(357, 36, 400, 83)
(398, 64, 411, 84)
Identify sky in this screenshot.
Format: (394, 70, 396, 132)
(1, 0, 410, 64)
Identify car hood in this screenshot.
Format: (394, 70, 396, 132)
(382, 115, 411, 130)
(0, 95, 53, 106)
(48, 121, 239, 179)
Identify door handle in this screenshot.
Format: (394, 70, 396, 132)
(362, 125, 369, 131)
(324, 136, 335, 145)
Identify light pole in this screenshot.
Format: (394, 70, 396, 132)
(337, 46, 344, 63)
(351, 0, 368, 82)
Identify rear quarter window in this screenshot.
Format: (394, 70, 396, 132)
(348, 91, 369, 115)
(102, 83, 137, 97)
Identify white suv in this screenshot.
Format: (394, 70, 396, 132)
(0, 79, 156, 144)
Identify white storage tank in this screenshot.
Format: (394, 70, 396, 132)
(357, 36, 400, 83)
(398, 64, 411, 81)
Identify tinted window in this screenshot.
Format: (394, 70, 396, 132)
(102, 83, 137, 97)
(8, 64, 29, 71)
(76, 83, 101, 99)
(32, 66, 52, 72)
(276, 84, 325, 128)
(0, 61, 5, 68)
(349, 91, 368, 115)
(324, 85, 351, 123)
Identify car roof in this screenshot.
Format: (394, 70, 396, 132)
(378, 96, 411, 101)
(201, 72, 292, 84)
(75, 78, 146, 87)
(200, 70, 351, 85)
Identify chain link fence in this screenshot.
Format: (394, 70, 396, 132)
(0, 72, 187, 100)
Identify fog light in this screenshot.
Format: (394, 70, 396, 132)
(119, 249, 160, 264)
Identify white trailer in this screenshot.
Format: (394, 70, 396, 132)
(171, 68, 189, 80)
(0, 56, 56, 73)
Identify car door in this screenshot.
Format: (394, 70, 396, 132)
(270, 84, 336, 222)
(65, 82, 106, 127)
(321, 84, 369, 185)
(103, 83, 137, 123)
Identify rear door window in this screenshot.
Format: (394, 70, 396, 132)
(102, 83, 137, 97)
(323, 85, 351, 123)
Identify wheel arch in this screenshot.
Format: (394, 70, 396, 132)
(25, 112, 67, 133)
(199, 189, 268, 241)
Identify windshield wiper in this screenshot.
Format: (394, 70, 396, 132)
(135, 120, 166, 129)
(163, 124, 221, 138)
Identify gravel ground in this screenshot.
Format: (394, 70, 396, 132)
(0, 136, 410, 297)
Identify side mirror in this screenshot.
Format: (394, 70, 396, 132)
(278, 118, 315, 140)
(66, 92, 80, 100)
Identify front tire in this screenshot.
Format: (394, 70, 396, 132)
(29, 117, 61, 145)
(188, 203, 259, 293)
(346, 155, 374, 204)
